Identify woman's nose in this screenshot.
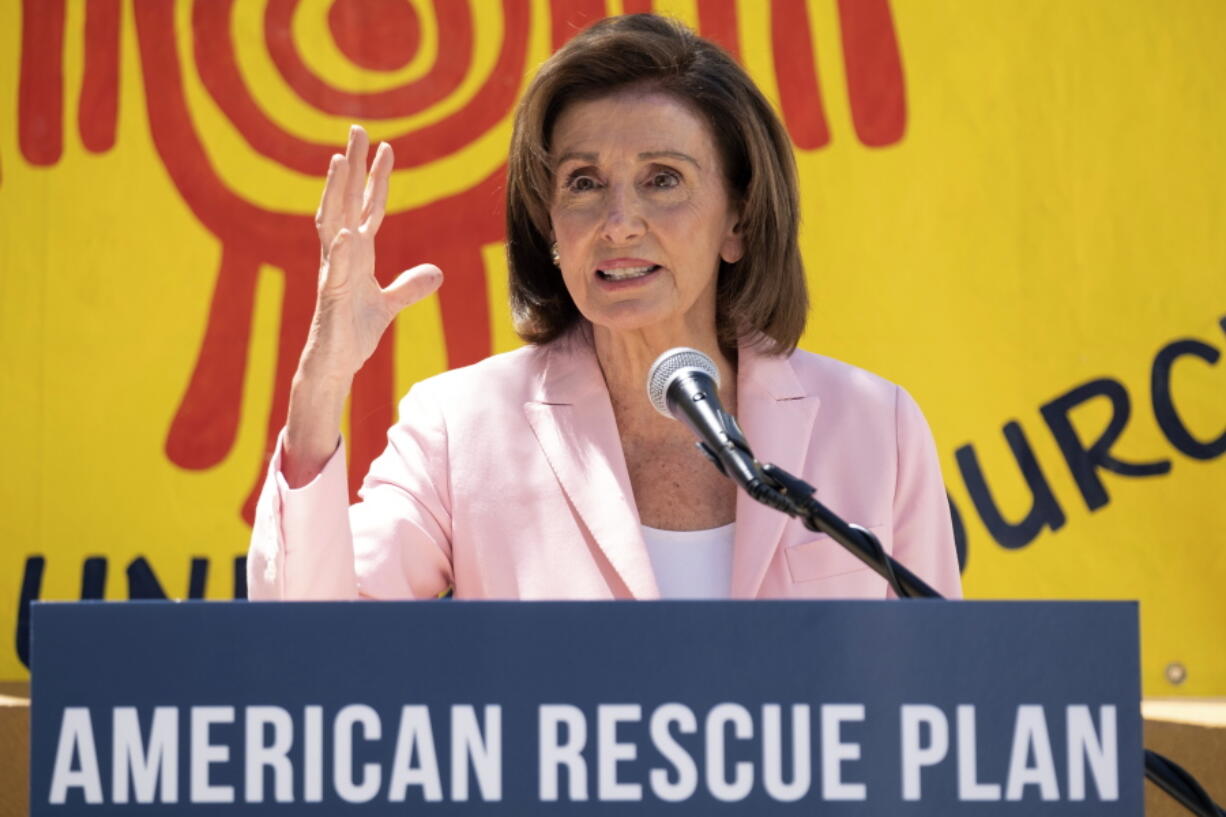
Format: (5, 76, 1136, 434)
(600, 184, 646, 245)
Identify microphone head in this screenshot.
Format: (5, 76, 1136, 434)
(646, 347, 721, 418)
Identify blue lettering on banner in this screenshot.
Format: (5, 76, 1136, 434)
(950, 313, 1225, 561)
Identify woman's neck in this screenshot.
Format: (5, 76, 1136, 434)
(590, 322, 737, 436)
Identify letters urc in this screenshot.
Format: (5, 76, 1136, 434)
(951, 316, 1226, 556)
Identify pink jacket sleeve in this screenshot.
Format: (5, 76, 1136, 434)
(246, 383, 455, 600)
(890, 386, 964, 599)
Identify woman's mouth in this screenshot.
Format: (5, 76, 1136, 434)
(597, 264, 660, 281)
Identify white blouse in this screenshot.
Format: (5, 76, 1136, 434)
(641, 523, 736, 599)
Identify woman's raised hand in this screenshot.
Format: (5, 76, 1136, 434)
(283, 125, 442, 486)
(303, 125, 442, 384)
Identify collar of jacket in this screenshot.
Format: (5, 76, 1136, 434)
(522, 328, 821, 599)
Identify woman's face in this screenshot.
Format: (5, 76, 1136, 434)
(548, 90, 743, 339)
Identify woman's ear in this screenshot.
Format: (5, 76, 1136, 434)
(720, 217, 745, 265)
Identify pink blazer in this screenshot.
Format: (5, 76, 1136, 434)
(247, 333, 963, 601)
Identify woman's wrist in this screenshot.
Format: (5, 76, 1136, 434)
(282, 370, 350, 487)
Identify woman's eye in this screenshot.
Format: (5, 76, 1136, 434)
(648, 171, 680, 189)
(565, 173, 599, 192)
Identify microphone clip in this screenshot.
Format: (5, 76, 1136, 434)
(692, 415, 805, 516)
(693, 411, 753, 476)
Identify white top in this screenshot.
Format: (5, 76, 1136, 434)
(641, 523, 735, 599)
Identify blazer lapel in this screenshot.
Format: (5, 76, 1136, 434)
(523, 336, 661, 599)
(730, 349, 821, 598)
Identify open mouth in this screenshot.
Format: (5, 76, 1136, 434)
(596, 264, 660, 282)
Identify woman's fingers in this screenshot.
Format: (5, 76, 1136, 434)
(343, 125, 369, 227)
(320, 228, 356, 292)
(362, 142, 394, 235)
(301, 125, 435, 388)
(383, 264, 443, 314)
(315, 154, 348, 248)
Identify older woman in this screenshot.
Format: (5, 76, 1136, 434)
(247, 15, 961, 601)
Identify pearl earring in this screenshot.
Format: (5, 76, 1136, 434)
(550, 243, 560, 267)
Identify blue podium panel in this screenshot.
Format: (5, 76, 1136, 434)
(31, 600, 1141, 814)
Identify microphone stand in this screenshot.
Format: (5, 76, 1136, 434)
(694, 437, 1226, 816)
(755, 462, 939, 599)
(695, 422, 935, 598)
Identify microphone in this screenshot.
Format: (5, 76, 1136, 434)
(647, 350, 932, 595)
(645, 347, 763, 493)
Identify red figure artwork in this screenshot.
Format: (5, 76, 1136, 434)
(17, 0, 908, 524)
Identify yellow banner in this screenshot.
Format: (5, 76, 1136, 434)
(1, 0, 1222, 695)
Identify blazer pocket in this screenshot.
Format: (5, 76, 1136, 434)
(784, 524, 890, 583)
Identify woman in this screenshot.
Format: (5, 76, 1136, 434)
(247, 14, 962, 601)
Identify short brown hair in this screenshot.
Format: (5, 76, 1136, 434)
(505, 13, 807, 355)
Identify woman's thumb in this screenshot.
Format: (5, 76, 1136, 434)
(383, 264, 444, 313)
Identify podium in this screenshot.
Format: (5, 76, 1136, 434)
(30, 600, 1142, 814)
